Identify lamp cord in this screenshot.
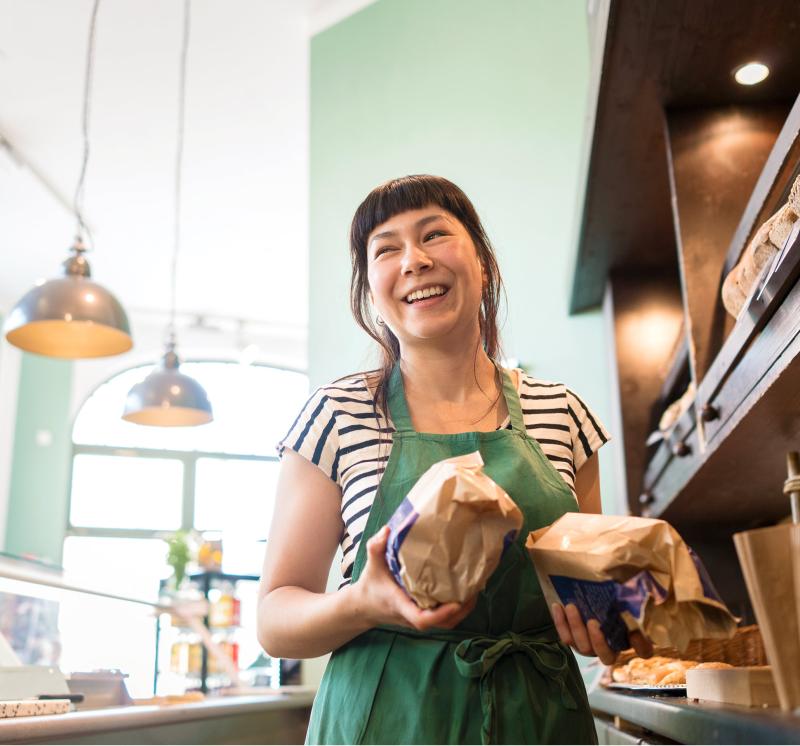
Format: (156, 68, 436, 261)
(73, 0, 101, 249)
(169, 0, 191, 343)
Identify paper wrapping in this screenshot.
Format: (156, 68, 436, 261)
(385, 451, 523, 609)
(526, 513, 737, 652)
(734, 524, 800, 711)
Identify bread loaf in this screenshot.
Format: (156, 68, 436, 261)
(721, 263, 747, 318)
(789, 175, 800, 216)
(739, 238, 777, 291)
(768, 203, 798, 249)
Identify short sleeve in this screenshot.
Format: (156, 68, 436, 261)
(566, 387, 611, 473)
(276, 387, 339, 483)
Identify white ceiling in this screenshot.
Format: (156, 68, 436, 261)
(0, 0, 374, 344)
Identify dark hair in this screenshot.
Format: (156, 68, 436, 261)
(349, 174, 506, 422)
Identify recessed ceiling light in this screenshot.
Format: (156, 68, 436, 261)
(733, 61, 769, 86)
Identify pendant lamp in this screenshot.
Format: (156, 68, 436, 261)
(122, 0, 212, 427)
(3, 0, 132, 358)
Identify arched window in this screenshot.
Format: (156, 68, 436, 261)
(61, 361, 309, 695)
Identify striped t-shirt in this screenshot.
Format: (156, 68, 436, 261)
(277, 369, 610, 587)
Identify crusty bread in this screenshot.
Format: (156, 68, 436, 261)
(738, 238, 777, 292)
(658, 670, 687, 686)
(722, 263, 747, 318)
(789, 175, 800, 216)
(609, 657, 731, 686)
(768, 204, 798, 249)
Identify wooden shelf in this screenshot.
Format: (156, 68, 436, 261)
(570, 1, 800, 609)
(571, 0, 800, 314)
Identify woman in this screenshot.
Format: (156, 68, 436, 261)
(257, 175, 652, 744)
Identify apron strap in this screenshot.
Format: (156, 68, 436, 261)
(387, 364, 414, 433)
(387, 362, 524, 434)
(499, 367, 525, 433)
(453, 631, 578, 745)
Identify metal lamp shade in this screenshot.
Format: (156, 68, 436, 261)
(122, 346, 213, 427)
(4, 244, 132, 359)
(4, 275, 132, 358)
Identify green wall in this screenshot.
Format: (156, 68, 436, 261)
(309, 0, 617, 508)
(4, 353, 74, 564)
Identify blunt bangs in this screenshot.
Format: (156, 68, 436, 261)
(350, 175, 484, 256)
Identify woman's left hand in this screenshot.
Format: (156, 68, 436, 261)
(551, 603, 653, 665)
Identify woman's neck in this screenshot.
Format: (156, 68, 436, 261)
(398, 331, 498, 405)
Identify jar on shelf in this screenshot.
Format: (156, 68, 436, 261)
(209, 580, 239, 628)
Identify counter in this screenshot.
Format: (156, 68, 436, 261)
(0, 692, 314, 745)
(590, 687, 800, 745)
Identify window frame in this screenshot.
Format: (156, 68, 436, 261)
(65, 358, 304, 544)
(66, 445, 278, 541)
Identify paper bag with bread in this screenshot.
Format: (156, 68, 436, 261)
(385, 451, 523, 609)
(526, 513, 737, 651)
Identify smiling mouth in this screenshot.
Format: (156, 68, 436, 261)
(405, 285, 449, 303)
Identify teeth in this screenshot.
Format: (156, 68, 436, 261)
(406, 285, 447, 303)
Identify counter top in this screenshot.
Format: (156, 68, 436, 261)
(0, 691, 315, 745)
(590, 686, 800, 744)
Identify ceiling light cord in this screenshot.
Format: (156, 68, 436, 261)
(73, 0, 100, 250)
(169, 0, 191, 345)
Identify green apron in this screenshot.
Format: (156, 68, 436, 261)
(306, 365, 597, 745)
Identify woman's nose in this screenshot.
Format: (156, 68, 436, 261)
(400, 243, 433, 274)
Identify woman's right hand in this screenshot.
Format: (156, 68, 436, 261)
(352, 525, 477, 632)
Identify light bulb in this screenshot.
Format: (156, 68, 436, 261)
(733, 62, 769, 86)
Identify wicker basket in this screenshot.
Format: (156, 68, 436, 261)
(614, 624, 766, 666)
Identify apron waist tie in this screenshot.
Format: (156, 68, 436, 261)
(380, 626, 577, 745)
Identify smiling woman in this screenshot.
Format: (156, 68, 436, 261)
(258, 175, 614, 744)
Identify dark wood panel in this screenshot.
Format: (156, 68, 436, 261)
(660, 281, 800, 526)
(645, 426, 700, 520)
(608, 271, 685, 513)
(665, 105, 786, 383)
(571, 0, 800, 313)
(700, 232, 800, 445)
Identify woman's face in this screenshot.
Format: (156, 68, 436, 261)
(366, 206, 485, 347)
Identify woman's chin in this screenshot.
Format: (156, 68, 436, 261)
(401, 322, 474, 346)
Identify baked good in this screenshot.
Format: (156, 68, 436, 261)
(609, 657, 731, 686)
(722, 264, 747, 318)
(768, 204, 798, 249)
(789, 175, 800, 216)
(738, 233, 777, 292)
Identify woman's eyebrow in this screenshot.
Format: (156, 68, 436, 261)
(369, 215, 447, 244)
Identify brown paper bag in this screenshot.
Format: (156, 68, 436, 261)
(527, 513, 737, 652)
(385, 451, 522, 609)
(734, 524, 800, 711)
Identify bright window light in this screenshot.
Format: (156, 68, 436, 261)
(194, 457, 279, 537)
(70, 454, 183, 530)
(733, 62, 769, 86)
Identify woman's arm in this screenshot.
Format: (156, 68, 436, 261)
(257, 450, 475, 659)
(574, 451, 601, 514)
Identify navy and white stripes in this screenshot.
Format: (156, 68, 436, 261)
(277, 370, 609, 587)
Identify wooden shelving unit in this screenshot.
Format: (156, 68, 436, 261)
(570, 0, 800, 616)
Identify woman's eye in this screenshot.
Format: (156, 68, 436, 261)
(374, 246, 395, 258)
(424, 230, 446, 241)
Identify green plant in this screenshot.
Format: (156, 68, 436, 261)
(166, 531, 192, 589)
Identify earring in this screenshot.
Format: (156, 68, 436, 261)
(376, 316, 385, 327)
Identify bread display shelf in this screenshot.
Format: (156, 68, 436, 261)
(589, 687, 800, 745)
